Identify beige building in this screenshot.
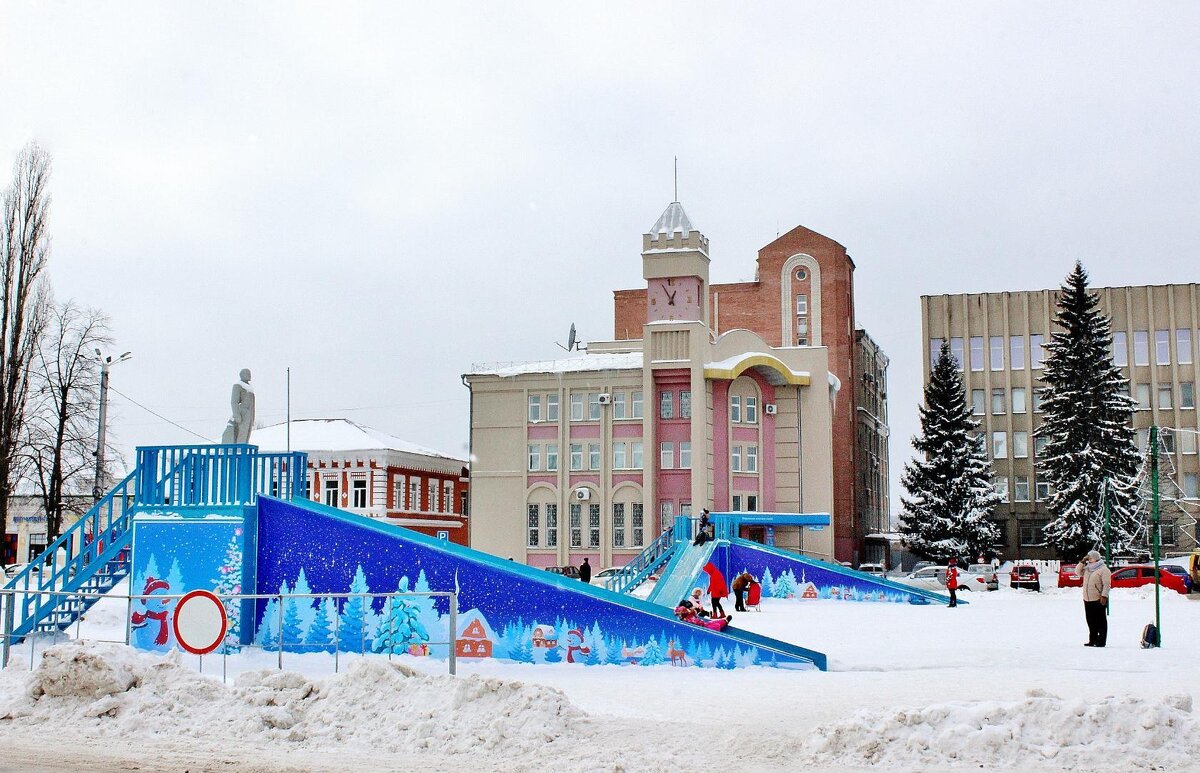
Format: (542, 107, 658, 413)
(922, 284, 1200, 559)
(464, 202, 841, 570)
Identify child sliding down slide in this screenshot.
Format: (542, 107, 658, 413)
(675, 601, 732, 631)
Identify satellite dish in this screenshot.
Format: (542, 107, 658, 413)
(556, 323, 585, 352)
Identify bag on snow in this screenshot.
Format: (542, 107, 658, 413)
(1140, 622, 1160, 649)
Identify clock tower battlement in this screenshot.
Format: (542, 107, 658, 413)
(642, 201, 709, 325)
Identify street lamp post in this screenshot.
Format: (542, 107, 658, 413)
(92, 350, 132, 501)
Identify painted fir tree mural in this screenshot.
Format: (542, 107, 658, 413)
(213, 527, 243, 653)
(1037, 262, 1140, 558)
(900, 341, 1003, 561)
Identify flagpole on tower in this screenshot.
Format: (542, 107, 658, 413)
(674, 156, 678, 201)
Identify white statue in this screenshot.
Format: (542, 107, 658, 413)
(221, 368, 256, 444)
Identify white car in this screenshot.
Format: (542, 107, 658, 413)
(895, 566, 946, 591)
(3, 563, 42, 580)
(595, 566, 634, 581)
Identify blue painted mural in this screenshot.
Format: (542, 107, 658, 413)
(130, 515, 246, 653)
(253, 497, 826, 669)
(714, 541, 950, 606)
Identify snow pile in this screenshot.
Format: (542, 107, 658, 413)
(805, 688, 1200, 769)
(0, 641, 583, 758)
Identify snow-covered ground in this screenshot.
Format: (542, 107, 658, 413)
(2, 583, 1198, 772)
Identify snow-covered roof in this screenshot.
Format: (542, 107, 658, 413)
(252, 419, 463, 462)
(649, 201, 695, 235)
(467, 352, 643, 378)
(456, 608, 500, 641)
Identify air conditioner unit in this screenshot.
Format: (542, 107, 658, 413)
(574, 488, 591, 501)
(597, 393, 613, 405)
(764, 404, 778, 415)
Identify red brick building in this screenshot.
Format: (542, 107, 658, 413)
(614, 224, 888, 565)
(253, 419, 470, 545)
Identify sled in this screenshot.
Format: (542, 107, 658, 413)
(747, 580, 762, 611)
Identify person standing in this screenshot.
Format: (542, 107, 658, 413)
(731, 571, 753, 612)
(1077, 550, 1111, 647)
(946, 557, 959, 608)
(579, 557, 592, 584)
(693, 509, 712, 546)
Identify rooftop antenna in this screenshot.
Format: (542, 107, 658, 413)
(556, 323, 586, 352)
(673, 156, 678, 202)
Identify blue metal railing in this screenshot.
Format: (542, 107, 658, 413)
(605, 525, 677, 594)
(136, 444, 306, 510)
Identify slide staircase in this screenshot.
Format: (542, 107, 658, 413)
(604, 524, 678, 594)
(645, 539, 719, 608)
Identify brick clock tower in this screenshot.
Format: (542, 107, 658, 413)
(642, 201, 709, 324)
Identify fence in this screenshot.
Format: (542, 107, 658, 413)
(0, 588, 459, 681)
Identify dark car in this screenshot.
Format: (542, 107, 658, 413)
(1009, 564, 1041, 592)
(545, 565, 581, 579)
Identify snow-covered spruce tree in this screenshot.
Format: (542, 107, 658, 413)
(900, 342, 1002, 561)
(1036, 261, 1140, 558)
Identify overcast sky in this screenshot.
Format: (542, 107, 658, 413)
(2, 3, 1198, 514)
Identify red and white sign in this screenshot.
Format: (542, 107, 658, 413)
(172, 590, 228, 655)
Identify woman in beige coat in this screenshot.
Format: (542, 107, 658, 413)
(1077, 550, 1112, 647)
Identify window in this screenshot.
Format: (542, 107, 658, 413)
(1112, 331, 1128, 366)
(1182, 382, 1195, 409)
(352, 478, 367, 508)
(1032, 388, 1044, 413)
(1159, 386, 1173, 410)
(1013, 431, 1028, 458)
(613, 442, 628, 470)
(1035, 435, 1050, 458)
(1178, 329, 1193, 365)
(1135, 384, 1151, 411)
(632, 503, 644, 547)
(589, 393, 602, 421)
(992, 432, 1007, 459)
(1181, 431, 1197, 455)
(730, 396, 742, 423)
(746, 495, 758, 512)
(659, 391, 674, 419)
(569, 443, 583, 471)
(546, 504, 558, 547)
(746, 445, 758, 473)
(1030, 335, 1045, 369)
(612, 503, 625, 548)
(971, 389, 986, 416)
(745, 397, 758, 424)
(612, 391, 626, 419)
(323, 479, 339, 507)
(1160, 522, 1178, 546)
(409, 479, 420, 511)
(732, 446, 743, 472)
(547, 394, 559, 421)
(570, 393, 584, 421)
(1163, 432, 1176, 454)
(1019, 521, 1047, 547)
(632, 442, 643, 469)
(950, 337, 964, 370)
(991, 388, 1006, 415)
(990, 336, 1004, 371)
(732, 495, 741, 511)
(444, 480, 455, 513)
(660, 442, 674, 469)
(1134, 331, 1149, 366)
(393, 478, 405, 510)
(994, 476, 1009, 499)
(631, 391, 644, 418)
(528, 395, 541, 422)
(796, 294, 808, 315)
(546, 444, 558, 472)
(1036, 479, 1051, 501)
(1183, 473, 1198, 498)
(660, 501, 673, 526)
(679, 442, 692, 469)
(429, 479, 439, 512)
(680, 390, 691, 419)
(589, 443, 601, 471)
(970, 336, 984, 371)
(570, 503, 582, 547)
(929, 338, 944, 367)
(1014, 476, 1030, 502)
(527, 504, 540, 548)
(1156, 330, 1171, 365)
(527, 444, 541, 472)
(1010, 336, 1025, 370)
(1012, 387, 1027, 414)
(588, 504, 601, 548)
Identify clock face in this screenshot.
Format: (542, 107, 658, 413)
(647, 276, 701, 322)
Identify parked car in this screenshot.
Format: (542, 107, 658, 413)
(911, 561, 936, 573)
(544, 565, 581, 579)
(595, 566, 634, 581)
(857, 563, 886, 576)
(3, 562, 42, 580)
(1161, 564, 1193, 592)
(1058, 563, 1083, 588)
(1110, 565, 1189, 595)
(1009, 564, 1041, 592)
(895, 566, 946, 591)
(962, 564, 998, 591)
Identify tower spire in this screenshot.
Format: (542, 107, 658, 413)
(673, 156, 678, 202)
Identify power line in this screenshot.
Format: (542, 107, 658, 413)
(107, 386, 217, 443)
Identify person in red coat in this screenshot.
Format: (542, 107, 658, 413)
(703, 563, 729, 618)
(946, 557, 959, 608)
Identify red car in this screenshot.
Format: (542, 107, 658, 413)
(1057, 564, 1083, 588)
(1110, 565, 1189, 595)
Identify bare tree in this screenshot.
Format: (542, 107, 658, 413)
(26, 300, 111, 540)
(0, 143, 52, 553)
